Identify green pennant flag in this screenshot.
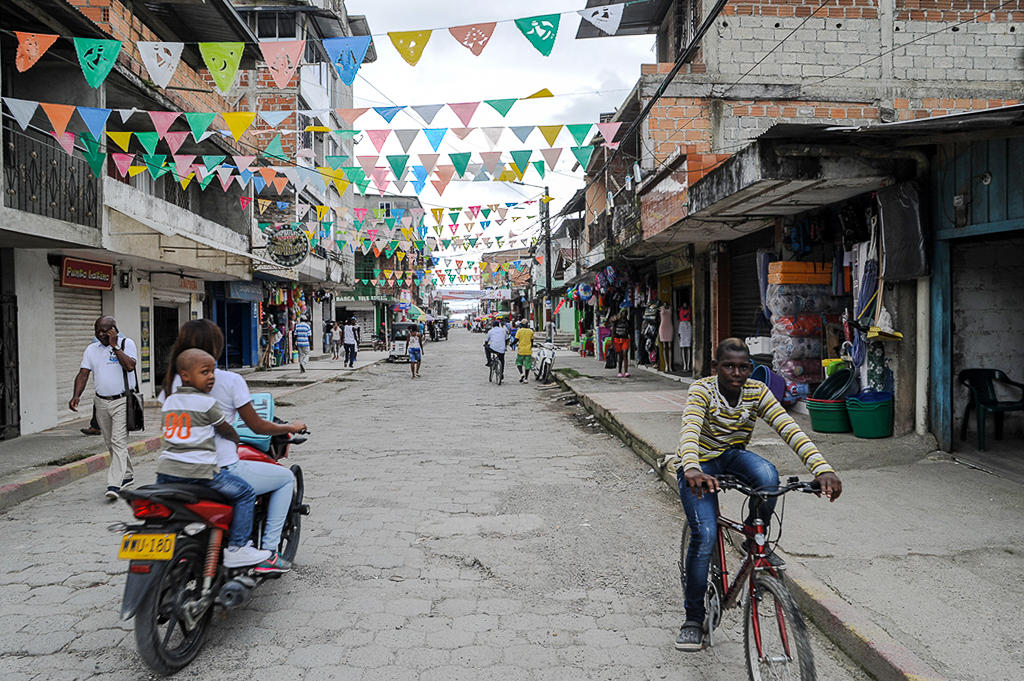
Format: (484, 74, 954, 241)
(332, 130, 360, 139)
(142, 154, 169, 180)
(414, 240, 425, 250)
(567, 123, 593, 146)
(484, 99, 517, 117)
(258, 222, 272, 232)
(263, 133, 287, 162)
(343, 166, 366, 184)
(448, 212, 460, 224)
(79, 134, 106, 178)
(481, 208, 491, 218)
(185, 112, 217, 142)
(198, 42, 244, 94)
(386, 154, 409, 180)
(449, 152, 471, 178)
(384, 218, 396, 229)
(203, 155, 226, 171)
(442, 239, 452, 248)
(510, 150, 532, 176)
(198, 173, 215, 190)
(531, 160, 546, 179)
(73, 38, 122, 88)
(514, 14, 561, 57)
(135, 131, 160, 155)
(325, 154, 348, 170)
(355, 178, 371, 194)
(571, 145, 595, 168)
(468, 238, 478, 247)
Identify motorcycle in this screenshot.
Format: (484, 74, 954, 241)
(532, 341, 555, 384)
(112, 393, 309, 675)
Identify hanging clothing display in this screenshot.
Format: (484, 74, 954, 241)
(658, 306, 674, 342)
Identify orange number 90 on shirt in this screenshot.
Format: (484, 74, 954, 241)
(162, 413, 192, 439)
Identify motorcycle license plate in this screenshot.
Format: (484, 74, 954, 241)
(118, 533, 176, 560)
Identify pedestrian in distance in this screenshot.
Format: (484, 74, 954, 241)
(343, 317, 360, 367)
(666, 338, 843, 652)
(515, 321, 535, 383)
(293, 315, 312, 373)
(330, 322, 342, 360)
(611, 309, 632, 378)
(69, 316, 139, 501)
(408, 325, 423, 378)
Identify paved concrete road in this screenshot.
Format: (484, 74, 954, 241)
(1, 330, 869, 680)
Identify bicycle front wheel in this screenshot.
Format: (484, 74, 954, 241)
(744, 573, 815, 681)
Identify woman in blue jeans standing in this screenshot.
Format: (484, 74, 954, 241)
(161, 320, 306, 565)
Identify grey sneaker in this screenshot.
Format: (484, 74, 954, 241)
(675, 621, 704, 651)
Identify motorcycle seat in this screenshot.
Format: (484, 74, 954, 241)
(134, 483, 231, 504)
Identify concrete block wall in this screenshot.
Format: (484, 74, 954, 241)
(951, 235, 1024, 442)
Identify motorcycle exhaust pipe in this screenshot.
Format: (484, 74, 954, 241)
(216, 575, 256, 609)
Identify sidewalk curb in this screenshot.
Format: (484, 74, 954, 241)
(0, 436, 162, 512)
(553, 372, 948, 681)
(0, 359, 384, 513)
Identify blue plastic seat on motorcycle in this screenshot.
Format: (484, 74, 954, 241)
(233, 392, 274, 452)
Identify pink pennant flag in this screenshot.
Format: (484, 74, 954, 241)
(540, 148, 562, 169)
(371, 167, 390, 194)
(335, 108, 369, 125)
(111, 153, 134, 177)
(234, 155, 255, 172)
(479, 151, 503, 174)
(52, 131, 76, 156)
(353, 208, 368, 221)
(239, 196, 253, 210)
(450, 128, 474, 141)
(366, 129, 391, 153)
(435, 165, 455, 183)
(447, 102, 480, 127)
(418, 153, 439, 175)
(448, 22, 496, 57)
(596, 122, 622, 145)
(172, 154, 196, 179)
(148, 110, 180, 139)
(357, 155, 379, 174)
(164, 130, 190, 154)
(259, 40, 305, 89)
(469, 205, 481, 218)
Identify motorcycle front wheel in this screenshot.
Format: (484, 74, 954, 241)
(279, 465, 304, 562)
(134, 537, 213, 675)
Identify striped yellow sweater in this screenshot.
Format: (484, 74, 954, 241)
(666, 377, 834, 478)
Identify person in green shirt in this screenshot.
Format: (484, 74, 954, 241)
(514, 321, 535, 383)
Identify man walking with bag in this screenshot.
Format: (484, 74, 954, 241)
(69, 316, 140, 501)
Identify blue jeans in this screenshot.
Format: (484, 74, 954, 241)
(678, 448, 780, 623)
(156, 469, 256, 549)
(224, 460, 294, 549)
(343, 343, 356, 366)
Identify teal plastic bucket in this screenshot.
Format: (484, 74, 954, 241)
(806, 398, 851, 433)
(845, 393, 894, 438)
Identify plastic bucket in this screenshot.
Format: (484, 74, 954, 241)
(752, 364, 786, 403)
(846, 393, 894, 438)
(806, 398, 851, 433)
(812, 368, 857, 401)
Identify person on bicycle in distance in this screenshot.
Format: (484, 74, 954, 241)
(484, 320, 508, 374)
(666, 338, 842, 652)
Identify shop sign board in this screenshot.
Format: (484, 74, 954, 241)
(151, 273, 202, 292)
(336, 294, 390, 301)
(226, 281, 264, 302)
(656, 251, 692, 276)
(60, 257, 113, 290)
(266, 226, 310, 268)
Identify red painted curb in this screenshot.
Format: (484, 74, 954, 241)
(0, 436, 162, 512)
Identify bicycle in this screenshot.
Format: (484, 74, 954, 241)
(488, 352, 505, 385)
(679, 475, 821, 681)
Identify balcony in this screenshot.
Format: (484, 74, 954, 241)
(2, 128, 100, 229)
(610, 189, 641, 250)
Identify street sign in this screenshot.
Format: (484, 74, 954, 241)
(265, 226, 310, 268)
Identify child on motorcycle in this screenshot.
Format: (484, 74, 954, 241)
(156, 349, 281, 571)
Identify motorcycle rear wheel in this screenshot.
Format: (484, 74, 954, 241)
(134, 537, 213, 675)
(279, 465, 304, 562)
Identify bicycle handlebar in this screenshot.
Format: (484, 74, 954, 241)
(714, 475, 820, 498)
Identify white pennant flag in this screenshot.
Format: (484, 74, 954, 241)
(481, 127, 504, 149)
(578, 3, 625, 36)
(137, 42, 184, 89)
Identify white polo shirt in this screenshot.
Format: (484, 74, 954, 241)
(81, 338, 138, 397)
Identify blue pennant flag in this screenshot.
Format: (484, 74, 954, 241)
(322, 36, 372, 87)
(77, 106, 111, 141)
(373, 106, 405, 123)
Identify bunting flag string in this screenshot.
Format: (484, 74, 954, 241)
(10, 1, 639, 90)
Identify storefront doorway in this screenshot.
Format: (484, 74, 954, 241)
(0, 251, 18, 440)
(153, 304, 181, 384)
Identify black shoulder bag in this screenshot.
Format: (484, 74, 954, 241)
(120, 340, 145, 432)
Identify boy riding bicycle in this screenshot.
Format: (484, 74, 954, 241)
(665, 338, 842, 651)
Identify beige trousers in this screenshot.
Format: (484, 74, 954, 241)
(94, 397, 134, 489)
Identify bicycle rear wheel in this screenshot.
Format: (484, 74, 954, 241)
(744, 573, 815, 681)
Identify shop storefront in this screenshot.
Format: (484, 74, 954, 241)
(54, 257, 110, 419)
(208, 280, 262, 368)
(150, 273, 203, 383)
(335, 294, 389, 342)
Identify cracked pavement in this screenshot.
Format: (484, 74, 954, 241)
(1, 330, 869, 680)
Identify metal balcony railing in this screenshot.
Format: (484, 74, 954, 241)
(610, 191, 641, 248)
(2, 127, 99, 228)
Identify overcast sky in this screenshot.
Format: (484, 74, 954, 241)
(346, 0, 655, 282)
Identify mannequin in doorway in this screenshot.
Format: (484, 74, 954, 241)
(678, 302, 693, 374)
(658, 303, 674, 371)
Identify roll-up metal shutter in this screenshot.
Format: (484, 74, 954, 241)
(729, 252, 762, 341)
(54, 283, 103, 417)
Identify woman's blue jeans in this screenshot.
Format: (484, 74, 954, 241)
(224, 459, 294, 549)
(677, 448, 780, 624)
(156, 469, 256, 549)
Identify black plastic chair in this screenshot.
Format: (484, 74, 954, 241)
(958, 369, 1024, 450)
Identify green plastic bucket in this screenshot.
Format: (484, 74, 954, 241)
(845, 395, 894, 438)
(806, 398, 851, 433)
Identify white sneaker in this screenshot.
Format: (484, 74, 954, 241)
(223, 542, 272, 568)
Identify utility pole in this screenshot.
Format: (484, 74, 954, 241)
(542, 185, 553, 343)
